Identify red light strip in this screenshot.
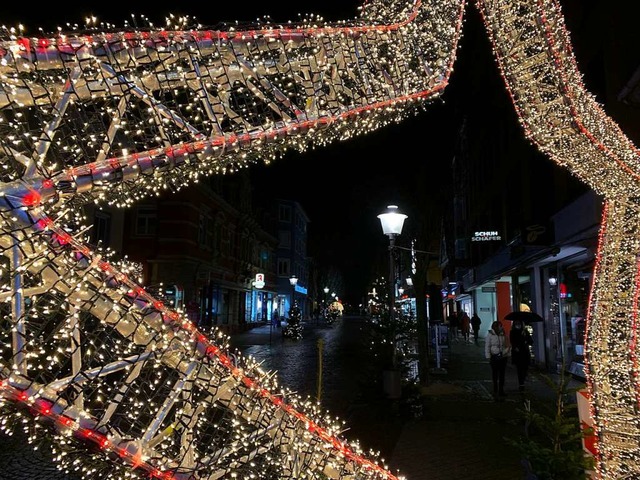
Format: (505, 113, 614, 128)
(9, 0, 466, 209)
(28, 213, 400, 478)
(0, 380, 177, 479)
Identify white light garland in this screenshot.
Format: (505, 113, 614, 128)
(2, 0, 634, 477)
(477, 0, 640, 476)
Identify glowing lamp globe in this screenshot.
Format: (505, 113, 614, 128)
(377, 205, 407, 237)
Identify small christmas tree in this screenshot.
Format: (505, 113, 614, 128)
(506, 367, 594, 479)
(283, 300, 303, 339)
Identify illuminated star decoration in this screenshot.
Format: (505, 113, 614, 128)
(2, 0, 637, 477)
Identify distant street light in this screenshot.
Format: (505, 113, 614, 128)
(323, 286, 329, 317)
(378, 205, 407, 373)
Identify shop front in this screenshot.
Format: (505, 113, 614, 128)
(544, 257, 593, 380)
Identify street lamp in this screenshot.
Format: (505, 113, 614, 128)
(378, 205, 407, 398)
(378, 205, 407, 328)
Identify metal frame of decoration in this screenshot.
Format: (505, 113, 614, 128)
(0, 0, 637, 477)
(0, 1, 464, 478)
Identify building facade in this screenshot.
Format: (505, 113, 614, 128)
(443, 1, 640, 379)
(92, 173, 280, 335)
(273, 199, 311, 320)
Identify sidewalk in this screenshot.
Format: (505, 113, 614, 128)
(228, 320, 585, 480)
(388, 335, 583, 480)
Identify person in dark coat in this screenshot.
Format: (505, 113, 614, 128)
(449, 312, 459, 341)
(460, 311, 471, 343)
(471, 312, 482, 345)
(509, 319, 533, 392)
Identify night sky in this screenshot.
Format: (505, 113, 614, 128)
(1, 0, 621, 304)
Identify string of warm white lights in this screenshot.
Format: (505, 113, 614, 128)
(0, 0, 465, 478)
(477, 0, 640, 476)
(4, 0, 635, 476)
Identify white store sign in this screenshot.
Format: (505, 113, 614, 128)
(471, 231, 502, 242)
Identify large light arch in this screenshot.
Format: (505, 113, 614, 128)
(0, 0, 636, 478)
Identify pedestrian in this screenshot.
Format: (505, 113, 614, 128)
(509, 319, 533, 392)
(471, 312, 482, 345)
(449, 312, 459, 341)
(485, 320, 510, 399)
(461, 311, 471, 343)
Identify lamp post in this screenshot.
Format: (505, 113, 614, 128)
(323, 286, 329, 318)
(289, 275, 298, 312)
(378, 205, 407, 376)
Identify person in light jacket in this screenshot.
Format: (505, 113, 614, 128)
(485, 320, 510, 398)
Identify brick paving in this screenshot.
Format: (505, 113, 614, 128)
(388, 335, 581, 480)
(0, 318, 580, 480)
(234, 318, 577, 480)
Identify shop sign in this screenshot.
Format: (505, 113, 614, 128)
(471, 230, 502, 242)
(254, 273, 265, 289)
(577, 389, 597, 458)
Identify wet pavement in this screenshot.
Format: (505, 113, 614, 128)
(0, 315, 584, 479)
(228, 316, 405, 457)
(231, 315, 586, 480)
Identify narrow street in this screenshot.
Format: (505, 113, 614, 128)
(229, 315, 407, 458)
(0, 316, 405, 479)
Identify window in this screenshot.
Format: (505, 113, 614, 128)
(198, 207, 213, 249)
(279, 204, 292, 223)
(296, 237, 306, 255)
(277, 258, 290, 277)
(279, 231, 291, 248)
(91, 211, 111, 247)
(221, 226, 235, 257)
(136, 205, 157, 236)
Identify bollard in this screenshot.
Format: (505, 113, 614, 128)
(317, 338, 323, 402)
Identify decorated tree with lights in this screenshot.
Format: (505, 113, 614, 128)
(507, 367, 595, 479)
(283, 301, 304, 340)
